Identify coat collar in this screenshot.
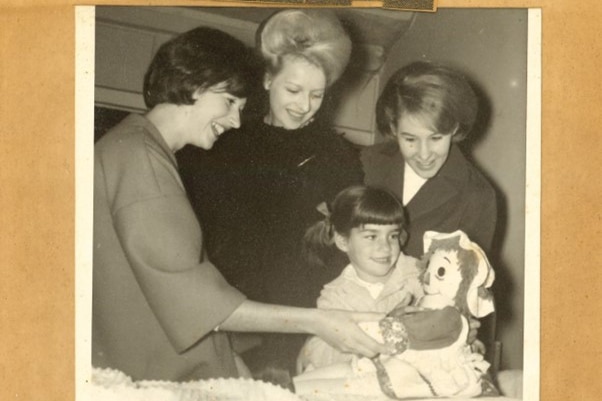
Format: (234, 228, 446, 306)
(375, 142, 470, 221)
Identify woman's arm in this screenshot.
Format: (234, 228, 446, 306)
(219, 300, 390, 358)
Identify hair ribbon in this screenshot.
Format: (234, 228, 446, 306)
(316, 201, 331, 220)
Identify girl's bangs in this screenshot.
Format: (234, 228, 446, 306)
(352, 201, 405, 227)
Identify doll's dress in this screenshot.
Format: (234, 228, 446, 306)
(363, 306, 490, 398)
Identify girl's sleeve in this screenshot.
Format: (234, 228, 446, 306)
(298, 334, 354, 371)
(298, 284, 356, 371)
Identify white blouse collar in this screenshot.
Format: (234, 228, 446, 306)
(403, 162, 428, 206)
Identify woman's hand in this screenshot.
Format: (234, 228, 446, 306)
(310, 309, 391, 358)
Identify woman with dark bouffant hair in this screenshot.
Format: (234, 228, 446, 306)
(176, 10, 366, 379)
(93, 26, 387, 383)
(362, 61, 497, 259)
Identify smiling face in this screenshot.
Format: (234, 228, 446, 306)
(264, 56, 326, 129)
(335, 224, 402, 283)
(423, 249, 463, 303)
(182, 84, 246, 150)
(394, 113, 454, 180)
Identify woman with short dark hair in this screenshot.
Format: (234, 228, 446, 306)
(93, 26, 387, 383)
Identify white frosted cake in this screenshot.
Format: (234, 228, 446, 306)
(90, 367, 521, 401)
(90, 367, 303, 401)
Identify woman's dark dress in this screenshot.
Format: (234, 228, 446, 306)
(177, 117, 364, 373)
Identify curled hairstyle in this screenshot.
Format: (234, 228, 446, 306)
(303, 186, 406, 268)
(376, 61, 478, 142)
(420, 236, 478, 317)
(143, 27, 259, 108)
(257, 9, 352, 87)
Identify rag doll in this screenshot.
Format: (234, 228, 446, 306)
(293, 230, 498, 399)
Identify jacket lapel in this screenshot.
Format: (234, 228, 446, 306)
(406, 145, 467, 221)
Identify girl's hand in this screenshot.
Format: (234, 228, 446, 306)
(311, 309, 390, 358)
(467, 317, 481, 344)
(471, 339, 487, 355)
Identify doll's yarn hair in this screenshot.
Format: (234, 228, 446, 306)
(419, 235, 479, 317)
(303, 186, 406, 269)
(256, 9, 351, 87)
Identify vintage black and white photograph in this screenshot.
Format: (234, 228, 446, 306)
(76, 5, 540, 401)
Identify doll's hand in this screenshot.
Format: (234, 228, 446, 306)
(467, 317, 481, 344)
(312, 309, 391, 358)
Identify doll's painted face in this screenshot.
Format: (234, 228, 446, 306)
(423, 249, 463, 302)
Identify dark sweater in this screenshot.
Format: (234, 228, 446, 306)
(177, 117, 364, 307)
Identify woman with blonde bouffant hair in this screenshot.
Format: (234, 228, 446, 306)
(177, 9, 365, 380)
(257, 9, 351, 90)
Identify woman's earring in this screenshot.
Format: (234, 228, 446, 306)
(263, 75, 272, 91)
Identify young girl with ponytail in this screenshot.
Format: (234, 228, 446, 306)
(298, 186, 423, 372)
